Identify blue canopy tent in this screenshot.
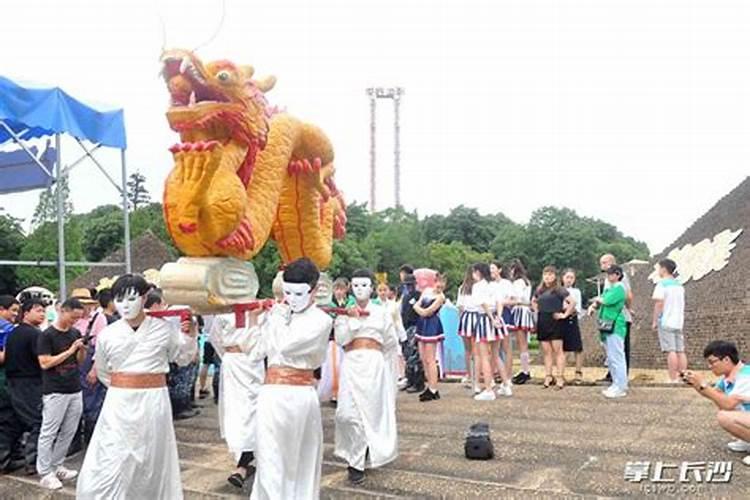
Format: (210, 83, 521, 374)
(0, 75, 131, 297)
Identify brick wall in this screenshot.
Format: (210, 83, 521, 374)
(582, 176, 750, 369)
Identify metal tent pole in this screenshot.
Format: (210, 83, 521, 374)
(368, 90, 377, 212)
(121, 149, 132, 273)
(393, 90, 402, 208)
(55, 133, 67, 298)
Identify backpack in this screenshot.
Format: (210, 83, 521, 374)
(464, 422, 494, 460)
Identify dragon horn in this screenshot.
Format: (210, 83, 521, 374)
(255, 75, 277, 93)
(239, 65, 255, 79)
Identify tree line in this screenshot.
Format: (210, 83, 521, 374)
(0, 174, 650, 298)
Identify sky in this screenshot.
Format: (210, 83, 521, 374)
(1, 0, 749, 255)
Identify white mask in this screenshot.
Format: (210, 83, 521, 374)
(114, 289, 144, 320)
(282, 282, 313, 313)
(351, 277, 373, 301)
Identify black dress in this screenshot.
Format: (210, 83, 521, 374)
(533, 287, 569, 342)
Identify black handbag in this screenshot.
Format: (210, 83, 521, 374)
(598, 310, 621, 334)
(464, 422, 494, 460)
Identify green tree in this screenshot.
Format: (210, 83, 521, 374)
(17, 221, 85, 292)
(82, 213, 124, 261)
(0, 210, 25, 294)
(31, 176, 73, 228)
(127, 172, 151, 210)
(361, 207, 426, 279)
(423, 241, 494, 297)
(329, 238, 367, 280)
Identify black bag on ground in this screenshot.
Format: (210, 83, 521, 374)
(464, 422, 494, 460)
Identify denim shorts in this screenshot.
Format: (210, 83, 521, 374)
(658, 326, 684, 352)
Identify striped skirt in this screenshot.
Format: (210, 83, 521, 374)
(459, 311, 496, 343)
(493, 313, 509, 340)
(511, 305, 535, 332)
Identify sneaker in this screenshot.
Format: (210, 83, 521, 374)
(174, 408, 201, 420)
(397, 377, 409, 390)
(56, 466, 78, 481)
(347, 466, 365, 484)
(727, 440, 750, 453)
(512, 372, 531, 385)
(496, 383, 513, 397)
(602, 386, 627, 399)
(473, 390, 496, 401)
(460, 376, 472, 388)
(419, 389, 440, 402)
(39, 472, 63, 490)
(473, 385, 481, 395)
(405, 385, 425, 394)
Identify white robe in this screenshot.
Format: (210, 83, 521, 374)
(334, 301, 399, 470)
(208, 313, 264, 456)
(241, 304, 332, 500)
(317, 340, 343, 402)
(76, 316, 197, 500)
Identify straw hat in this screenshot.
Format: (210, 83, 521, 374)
(70, 288, 98, 305)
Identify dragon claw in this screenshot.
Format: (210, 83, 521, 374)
(287, 157, 323, 175)
(217, 219, 255, 252)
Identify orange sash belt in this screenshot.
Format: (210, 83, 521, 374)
(111, 372, 166, 389)
(344, 338, 382, 352)
(264, 366, 315, 386)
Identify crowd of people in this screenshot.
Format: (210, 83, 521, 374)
(1, 249, 749, 498)
(0, 258, 404, 497)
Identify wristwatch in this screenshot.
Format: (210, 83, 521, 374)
(698, 381, 710, 391)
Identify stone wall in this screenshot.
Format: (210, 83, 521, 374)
(582, 176, 749, 369)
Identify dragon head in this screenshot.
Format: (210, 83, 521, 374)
(161, 49, 276, 185)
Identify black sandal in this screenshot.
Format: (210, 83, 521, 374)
(227, 472, 244, 488)
(227, 465, 256, 488)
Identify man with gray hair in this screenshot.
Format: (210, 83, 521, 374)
(598, 254, 633, 381)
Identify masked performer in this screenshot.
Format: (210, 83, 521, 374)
(208, 312, 264, 488)
(240, 258, 333, 500)
(76, 274, 198, 500)
(334, 269, 399, 484)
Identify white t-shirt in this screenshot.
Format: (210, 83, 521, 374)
(715, 364, 750, 411)
(566, 287, 583, 316)
(457, 280, 493, 313)
(511, 279, 532, 306)
(488, 279, 513, 312)
(652, 277, 685, 330)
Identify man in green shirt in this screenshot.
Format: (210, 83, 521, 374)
(589, 266, 628, 399)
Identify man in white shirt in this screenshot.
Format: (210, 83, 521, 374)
(685, 341, 750, 465)
(651, 259, 686, 383)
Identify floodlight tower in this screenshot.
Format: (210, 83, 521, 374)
(366, 87, 404, 211)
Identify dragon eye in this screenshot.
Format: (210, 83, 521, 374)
(217, 71, 231, 82)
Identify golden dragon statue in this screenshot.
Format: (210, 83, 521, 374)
(160, 49, 346, 272)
